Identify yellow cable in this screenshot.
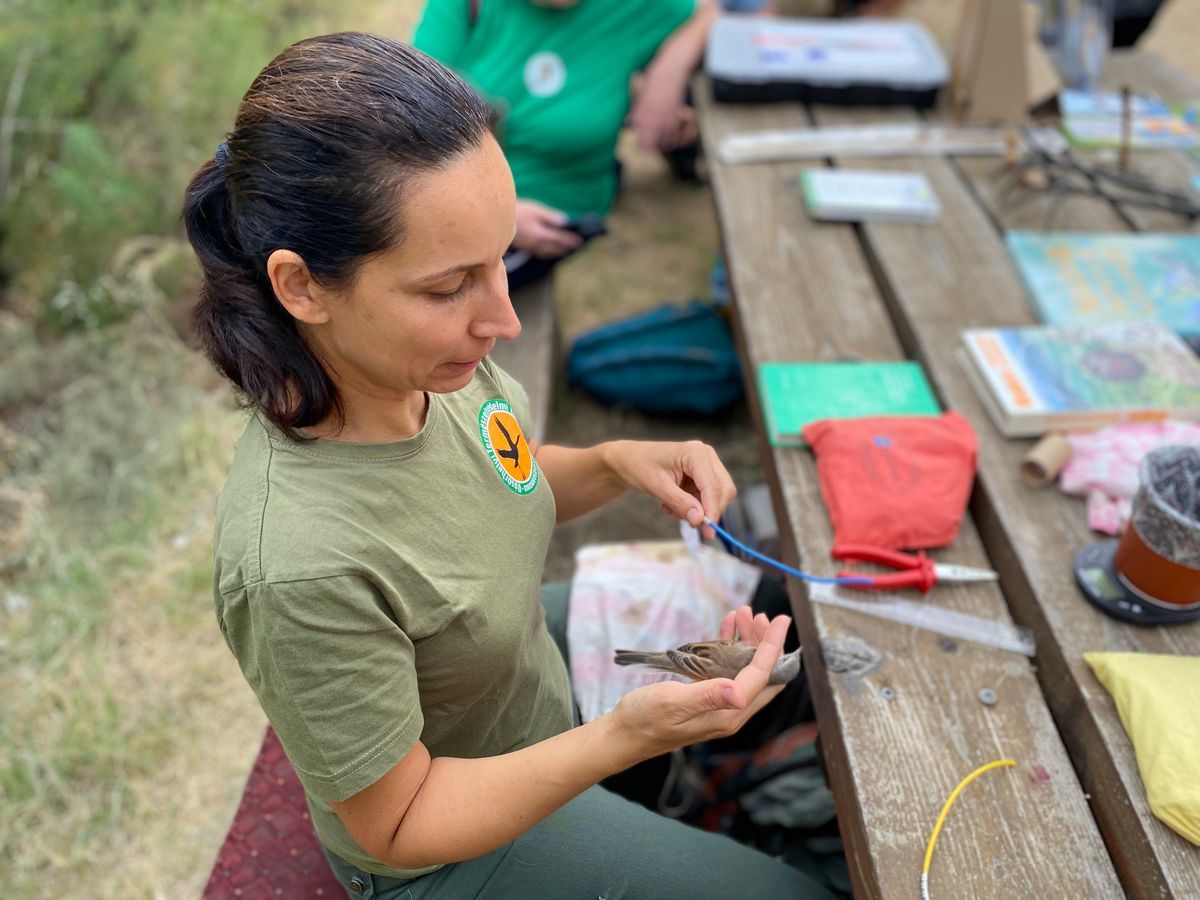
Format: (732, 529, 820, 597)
(920, 758, 1016, 900)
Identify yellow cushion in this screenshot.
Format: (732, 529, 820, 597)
(1084, 652, 1200, 846)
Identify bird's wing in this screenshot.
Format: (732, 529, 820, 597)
(666, 648, 719, 680)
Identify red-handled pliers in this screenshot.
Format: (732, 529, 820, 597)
(832, 544, 998, 593)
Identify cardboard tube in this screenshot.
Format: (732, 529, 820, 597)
(1021, 432, 1071, 488)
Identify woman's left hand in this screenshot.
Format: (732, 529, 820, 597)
(604, 440, 735, 539)
(628, 71, 694, 153)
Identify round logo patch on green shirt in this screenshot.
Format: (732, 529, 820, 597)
(523, 51, 566, 98)
(479, 399, 540, 494)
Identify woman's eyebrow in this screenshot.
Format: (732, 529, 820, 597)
(414, 261, 481, 284)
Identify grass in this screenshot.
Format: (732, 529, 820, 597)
(0, 291, 262, 897)
(0, 4, 732, 897)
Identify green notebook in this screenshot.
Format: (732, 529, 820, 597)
(757, 361, 940, 447)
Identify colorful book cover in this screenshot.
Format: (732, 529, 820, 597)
(1006, 232, 1200, 339)
(960, 321, 1200, 437)
(1176, 101, 1200, 168)
(1059, 90, 1200, 150)
(757, 361, 940, 447)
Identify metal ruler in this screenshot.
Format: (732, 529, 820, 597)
(716, 124, 1068, 165)
(807, 583, 1036, 656)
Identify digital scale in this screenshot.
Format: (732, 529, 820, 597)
(1074, 540, 1200, 626)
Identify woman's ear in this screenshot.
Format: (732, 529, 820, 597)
(267, 249, 332, 325)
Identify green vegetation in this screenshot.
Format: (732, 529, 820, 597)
(1, 1, 333, 325)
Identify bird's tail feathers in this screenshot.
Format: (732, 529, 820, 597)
(613, 650, 670, 669)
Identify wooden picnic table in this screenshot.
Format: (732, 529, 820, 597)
(697, 48, 1200, 899)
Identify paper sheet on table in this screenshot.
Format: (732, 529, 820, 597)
(566, 525, 761, 723)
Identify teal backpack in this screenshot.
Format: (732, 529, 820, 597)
(566, 300, 744, 416)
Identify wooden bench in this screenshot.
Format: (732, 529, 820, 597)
(805, 51, 1200, 897)
(203, 728, 342, 899)
(490, 274, 559, 445)
(697, 47, 1200, 898)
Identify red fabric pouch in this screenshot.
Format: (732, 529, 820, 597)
(802, 412, 977, 550)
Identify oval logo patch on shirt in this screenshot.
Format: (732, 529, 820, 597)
(479, 399, 540, 494)
(523, 51, 566, 98)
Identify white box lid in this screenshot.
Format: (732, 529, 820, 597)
(707, 16, 949, 91)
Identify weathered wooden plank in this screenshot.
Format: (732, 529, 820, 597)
(952, 147, 1129, 237)
(809, 79, 1200, 896)
(949, 50, 1200, 239)
(698, 82, 1123, 900)
(490, 275, 557, 444)
(699, 99, 901, 900)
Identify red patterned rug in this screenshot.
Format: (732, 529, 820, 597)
(204, 727, 344, 899)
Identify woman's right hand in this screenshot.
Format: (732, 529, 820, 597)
(331, 604, 788, 871)
(513, 199, 583, 259)
(600, 607, 791, 766)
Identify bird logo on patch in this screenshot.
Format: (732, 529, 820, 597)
(479, 399, 540, 494)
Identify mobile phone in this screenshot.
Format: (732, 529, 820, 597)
(562, 213, 607, 241)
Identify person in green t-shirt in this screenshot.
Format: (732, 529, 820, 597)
(413, 0, 719, 288)
(182, 33, 833, 899)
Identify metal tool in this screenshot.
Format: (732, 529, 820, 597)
(832, 544, 998, 593)
(808, 583, 1036, 656)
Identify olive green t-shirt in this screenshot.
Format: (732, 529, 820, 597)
(212, 360, 574, 878)
(412, 0, 695, 218)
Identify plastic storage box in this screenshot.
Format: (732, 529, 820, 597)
(707, 16, 948, 107)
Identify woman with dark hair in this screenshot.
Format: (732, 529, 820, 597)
(183, 32, 831, 899)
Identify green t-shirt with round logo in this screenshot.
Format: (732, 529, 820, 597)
(212, 359, 573, 879)
(413, 0, 695, 218)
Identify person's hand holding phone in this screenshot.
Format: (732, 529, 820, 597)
(513, 199, 584, 259)
(561, 212, 607, 241)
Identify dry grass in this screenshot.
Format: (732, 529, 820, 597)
(0, 294, 267, 898)
(557, 134, 720, 339)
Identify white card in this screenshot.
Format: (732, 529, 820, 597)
(801, 168, 941, 223)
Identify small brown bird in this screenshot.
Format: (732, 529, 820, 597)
(614, 639, 802, 685)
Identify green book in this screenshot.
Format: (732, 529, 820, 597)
(757, 361, 940, 447)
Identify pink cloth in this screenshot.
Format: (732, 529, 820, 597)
(566, 533, 761, 723)
(1059, 421, 1200, 535)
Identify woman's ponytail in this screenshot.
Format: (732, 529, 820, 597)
(182, 157, 338, 439)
